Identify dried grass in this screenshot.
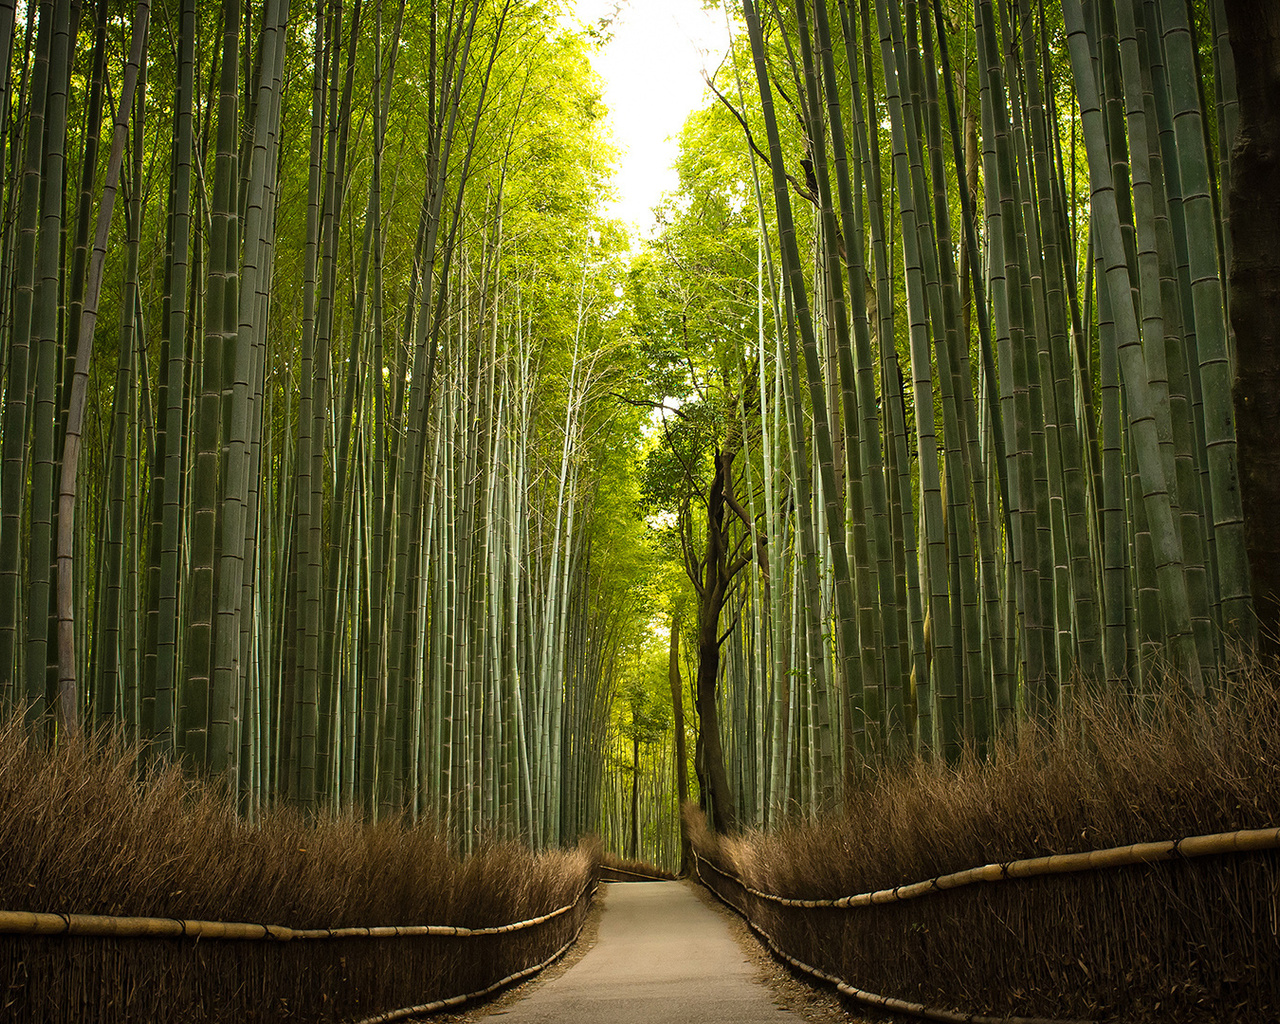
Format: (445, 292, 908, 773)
(0, 720, 599, 1022)
(691, 672, 1280, 1022)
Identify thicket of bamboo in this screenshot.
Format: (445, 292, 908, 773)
(1, 0, 1274, 1011)
(689, 673, 1280, 1021)
(0, 0, 645, 849)
(0, 721, 598, 1022)
(634, 0, 1259, 840)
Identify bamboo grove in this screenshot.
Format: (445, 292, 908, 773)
(627, 0, 1254, 841)
(0, 0, 1263, 874)
(0, 0, 657, 847)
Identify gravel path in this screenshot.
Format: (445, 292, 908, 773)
(469, 880, 856, 1024)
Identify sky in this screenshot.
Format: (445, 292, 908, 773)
(564, 1, 734, 240)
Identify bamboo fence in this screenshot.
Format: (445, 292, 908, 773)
(347, 905, 593, 1024)
(694, 826, 1280, 1022)
(0, 878, 592, 942)
(0, 881, 597, 1023)
(705, 827, 1280, 907)
(598, 866, 673, 882)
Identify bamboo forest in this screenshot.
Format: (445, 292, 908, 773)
(1, 0, 1279, 1019)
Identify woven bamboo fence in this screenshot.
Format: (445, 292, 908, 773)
(694, 827, 1280, 1023)
(0, 878, 597, 1023)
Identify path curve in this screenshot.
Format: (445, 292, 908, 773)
(481, 881, 792, 1023)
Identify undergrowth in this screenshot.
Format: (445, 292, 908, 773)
(0, 718, 600, 1022)
(0, 716, 601, 1024)
(0, 715, 596, 928)
(709, 672, 1280, 895)
(691, 671, 1280, 1022)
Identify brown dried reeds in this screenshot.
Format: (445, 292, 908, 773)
(0, 719, 599, 1022)
(691, 673, 1280, 1023)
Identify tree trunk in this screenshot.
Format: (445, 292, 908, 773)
(695, 615, 735, 833)
(1225, 0, 1280, 655)
(694, 450, 737, 835)
(668, 610, 691, 874)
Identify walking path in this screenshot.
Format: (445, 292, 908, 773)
(480, 881, 794, 1023)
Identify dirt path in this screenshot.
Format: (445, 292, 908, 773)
(473, 880, 847, 1023)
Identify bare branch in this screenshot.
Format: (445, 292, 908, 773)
(704, 74, 816, 205)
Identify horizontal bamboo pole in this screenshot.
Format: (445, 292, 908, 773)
(0, 879, 596, 942)
(703, 826, 1280, 909)
(350, 885, 597, 1024)
(695, 856, 1089, 1024)
(599, 865, 673, 881)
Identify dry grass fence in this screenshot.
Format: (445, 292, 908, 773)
(0, 722, 599, 1022)
(691, 675, 1280, 1023)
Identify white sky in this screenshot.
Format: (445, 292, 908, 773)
(564, 1, 734, 241)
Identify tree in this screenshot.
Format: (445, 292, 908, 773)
(668, 608, 692, 873)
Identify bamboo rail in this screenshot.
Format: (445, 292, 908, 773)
(599, 865, 673, 881)
(0, 878, 595, 942)
(706, 825, 1280, 909)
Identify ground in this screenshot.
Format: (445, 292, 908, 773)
(428, 879, 868, 1024)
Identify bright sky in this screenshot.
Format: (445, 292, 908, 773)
(564, 1, 734, 240)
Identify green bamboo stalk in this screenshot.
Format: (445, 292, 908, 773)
(743, 0, 854, 803)
(211, 0, 288, 781)
(183, 0, 241, 767)
(804, 0, 887, 765)
(146, 0, 198, 753)
(95, 102, 145, 727)
(0, 0, 55, 712)
(317, 0, 366, 808)
(1064, 0, 1201, 689)
(857, 0, 924, 750)
(54, 0, 151, 730)
(29, 0, 74, 726)
(1157, 0, 1252, 650)
(1115, 0, 1216, 678)
(872, 0, 959, 754)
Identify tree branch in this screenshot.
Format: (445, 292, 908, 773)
(704, 74, 816, 205)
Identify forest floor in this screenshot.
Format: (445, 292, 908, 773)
(430, 880, 863, 1024)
